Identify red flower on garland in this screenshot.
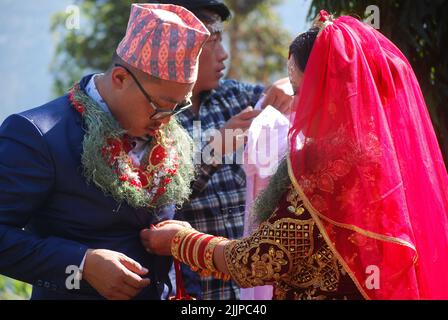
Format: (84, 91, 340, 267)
(108, 138, 123, 157)
(129, 179, 142, 189)
(119, 174, 129, 182)
(137, 169, 150, 188)
(150, 145, 167, 166)
(122, 136, 133, 153)
(68, 89, 86, 115)
(166, 167, 178, 175)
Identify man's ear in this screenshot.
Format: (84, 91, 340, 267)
(110, 66, 129, 90)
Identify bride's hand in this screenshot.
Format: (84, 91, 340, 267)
(261, 77, 294, 114)
(140, 222, 193, 256)
(154, 220, 192, 229)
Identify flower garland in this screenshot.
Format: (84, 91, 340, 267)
(100, 134, 179, 206)
(68, 83, 193, 209)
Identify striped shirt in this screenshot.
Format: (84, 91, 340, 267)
(174, 79, 264, 300)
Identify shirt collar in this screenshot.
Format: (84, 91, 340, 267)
(85, 73, 110, 113)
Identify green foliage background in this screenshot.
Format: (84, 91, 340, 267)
(0, 277, 31, 300)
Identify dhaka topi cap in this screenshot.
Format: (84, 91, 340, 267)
(116, 3, 210, 84)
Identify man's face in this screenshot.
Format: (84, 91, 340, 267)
(111, 66, 194, 138)
(194, 30, 229, 94)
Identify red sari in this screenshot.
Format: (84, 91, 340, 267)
(288, 13, 448, 299)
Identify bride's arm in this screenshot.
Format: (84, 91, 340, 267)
(141, 217, 296, 288)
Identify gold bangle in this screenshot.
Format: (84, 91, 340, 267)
(183, 232, 203, 268)
(179, 230, 197, 264)
(204, 236, 226, 273)
(192, 233, 208, 270)
(171, 228, 194, 261)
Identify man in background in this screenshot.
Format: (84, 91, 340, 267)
(154, 0, 293, 300)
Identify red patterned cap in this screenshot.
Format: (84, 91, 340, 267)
(116, 3, 210, 83)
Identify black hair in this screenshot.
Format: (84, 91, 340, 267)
(288, 27, 319, 72)
(110, 51, 124, 68)
(153, 1, 231, 21)
(190, 8, 223, 26)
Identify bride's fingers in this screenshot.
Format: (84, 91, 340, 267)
(155, 220, 178, 226)
(155, 220, 191, 228)
(155, 221, 175, 228)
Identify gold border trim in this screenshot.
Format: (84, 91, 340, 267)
(287, 153, 417, 300)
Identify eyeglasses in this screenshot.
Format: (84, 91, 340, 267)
(114, 63, 193, 120)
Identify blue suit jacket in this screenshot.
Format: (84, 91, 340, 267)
(0, 75, 174, 300)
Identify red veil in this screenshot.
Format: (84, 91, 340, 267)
(288, 11, 448, 299)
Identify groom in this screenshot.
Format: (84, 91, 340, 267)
(0, 3, 209, 300)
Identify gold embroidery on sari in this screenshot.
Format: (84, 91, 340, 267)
(287, 187, 306, 217)
(225, 217, 314, 288)
(223, 183, 365, 299)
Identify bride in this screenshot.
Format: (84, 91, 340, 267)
(140, 11, 448, 300)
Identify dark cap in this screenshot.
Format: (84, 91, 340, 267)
(154, 0, 231, 21)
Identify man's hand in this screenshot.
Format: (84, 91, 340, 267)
(140, 222, 193, 256)
(260, 77, 294, 114)
(83, 249, 151, 300)
(211, 106, 262, 156)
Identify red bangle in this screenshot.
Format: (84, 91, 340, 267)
(195, 235, 215, 270)
(171, 228, 194, 261)
(204, 236, 226, 273)
(180, 231, 198, 263)
(185, 232, 205, 268)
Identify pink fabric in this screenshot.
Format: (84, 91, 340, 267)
(241, 105, 291, 300)
(116, 3, 210, 83)
(241, 174, 273, 300)
(289, 13, 448, 299)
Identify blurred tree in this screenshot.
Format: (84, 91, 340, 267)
(0, 276, 31, 300)
(225, 0, 291, 83)
(50, 0, 141, 95)
(50, 0, 290, 95)
(309, 0, 448, 162)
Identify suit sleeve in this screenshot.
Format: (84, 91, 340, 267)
(0, 114, 88, 293)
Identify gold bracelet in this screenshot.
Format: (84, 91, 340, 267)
(183, 232, 203, 268)
(179, 230, 198, 264)
(171, 228, 195, 261)
(192, 233, 208, 270)
(204, 236, 226, 273)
